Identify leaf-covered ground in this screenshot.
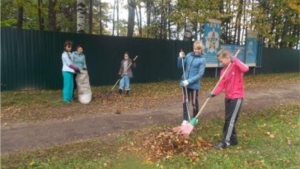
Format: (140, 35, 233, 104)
(1, 102, 299, 169)
(1, 72, 299, 123)
(115, 101, 300, 166)
(119, 128, 212, 162)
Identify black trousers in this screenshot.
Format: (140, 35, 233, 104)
(222, 98, 243, 145)
(182, 88, 199, 121)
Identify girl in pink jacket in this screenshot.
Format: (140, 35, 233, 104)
(209, 49, 249, 149)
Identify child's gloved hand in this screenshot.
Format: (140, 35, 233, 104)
(75, 69, 81, 74)
(182, 80, 189, 87)
(208, 93, 215, 98)
(179, 50, 185, 58)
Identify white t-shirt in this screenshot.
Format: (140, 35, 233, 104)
(123, 60, 128, 74)
(62, 51, 75, 73)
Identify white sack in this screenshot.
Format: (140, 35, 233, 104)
(76, 70, 92, 104)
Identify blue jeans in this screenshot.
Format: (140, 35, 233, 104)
(62, 71, 74, 102)
(119, 75, 130, 91)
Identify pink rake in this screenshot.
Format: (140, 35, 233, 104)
(173, 49, 241, 136)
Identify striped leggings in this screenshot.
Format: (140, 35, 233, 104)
(182, 88, 199, 121)
(222, 98, 243, 145)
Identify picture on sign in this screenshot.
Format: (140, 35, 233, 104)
(203, 21, 221, 67)
(245, 38, 257, 67)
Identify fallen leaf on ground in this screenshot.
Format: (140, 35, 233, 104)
(119, 127, 212, 162)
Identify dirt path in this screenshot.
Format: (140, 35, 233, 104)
(1, 83, 299, 154)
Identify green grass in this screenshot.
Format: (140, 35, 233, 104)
(2, 102, 299, 169)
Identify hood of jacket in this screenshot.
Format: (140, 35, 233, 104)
(188, 52, 202, 58)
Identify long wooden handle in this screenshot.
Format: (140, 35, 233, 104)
(120, 55, 138, 77)
(194, 49, 241, 119)
(210, 48, 241, 93)
(109, 79, 121, 91)
(195, 97, 210, 118)
(109, 55, 138, 92)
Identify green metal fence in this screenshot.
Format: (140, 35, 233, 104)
(257, 48, 300, 73)
(1, 28, 193, 91)
(1, 28, 299, 91)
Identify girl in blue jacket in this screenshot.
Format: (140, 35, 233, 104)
(72, 45, 87, 71)
(178, 40, 206, 125)
(71, 45, 87, 97)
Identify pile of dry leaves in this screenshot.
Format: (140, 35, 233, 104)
(119, 127, 212, 162)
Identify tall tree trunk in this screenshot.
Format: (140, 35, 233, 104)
(261, 0, 271, 47)
(38, 0, 44, 30)
(235, 0, 243, 44)
(135, 3, 142, 36)
(117, 0, 119, 36)
(219, 0, 224, 42)
(88, 0, 93, 34)
(176, 23, 180, 40)
(135, 7, 140, 36)
(242, 0, 246, 45)
(99, 0, 103, 35)
(291, 14, 299, 48)
(280, 17, 289, 48)
(167, 2, 171, 39)
(112, 0, 116, 35)
(139, 3, 142, 36)
(48, 0, 57, 31)
(275, 23, 280, 48)
(193, 21, 198, 40)
(77, 0, 86, 33)
(193, 8, 199, 40)
(17, 6, 24, 29)
(127, 0, 136, 37)
(159, 0, 165, 39)
(146, 0, 152, 38)
(250, 0, 254, 30)
(225, 0, 230, 43)
(269, 14, 277, 47)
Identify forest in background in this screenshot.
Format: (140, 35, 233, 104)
(1, 0, 299, 49)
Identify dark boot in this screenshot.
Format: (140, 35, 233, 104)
(118, 89, 122, 95)
(213, 141, 229, 150)
(230, 133, 238, 146)
(126, 90, 130, 96)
